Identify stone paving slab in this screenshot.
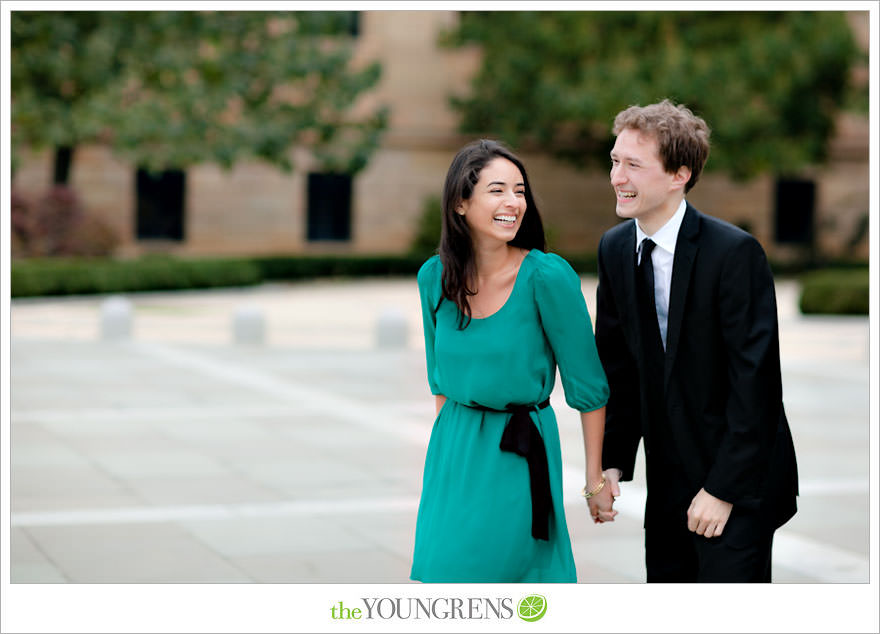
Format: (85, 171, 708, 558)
(6, 277, 872, 590)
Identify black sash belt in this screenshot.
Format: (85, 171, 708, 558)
(467, 398, 552, 541)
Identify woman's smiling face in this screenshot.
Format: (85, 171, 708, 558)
(457, 157, 527, 248)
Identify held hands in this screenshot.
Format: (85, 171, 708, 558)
(687, 488, 733, 538)
(586, 469, 621, 524)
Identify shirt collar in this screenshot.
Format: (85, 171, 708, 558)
(635, 198, 688, 254)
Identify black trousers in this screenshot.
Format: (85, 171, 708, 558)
(644, 458, 773, 583)
(639, 319, 773, 582)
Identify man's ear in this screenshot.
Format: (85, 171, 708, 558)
(671, 165, 691, 191)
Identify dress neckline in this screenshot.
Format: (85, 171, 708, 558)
(466, 249, 535, 322)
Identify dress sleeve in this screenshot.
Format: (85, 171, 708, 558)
(535, 253, 609, 412)
(417, 256, 442, 395)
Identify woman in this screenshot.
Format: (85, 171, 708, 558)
(411, 139, 614, 583)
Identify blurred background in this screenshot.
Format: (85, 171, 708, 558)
(5, 6, 873, 602)
(9, 11, 870, 272)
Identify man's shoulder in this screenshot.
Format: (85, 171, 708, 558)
(599, 219, 634, 247)
(689, 205, 760, 250)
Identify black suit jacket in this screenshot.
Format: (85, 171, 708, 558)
(596, 203, 798, 532)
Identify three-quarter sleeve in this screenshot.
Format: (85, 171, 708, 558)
(535, 253, 609, 412)
(417, 256, 442, 395)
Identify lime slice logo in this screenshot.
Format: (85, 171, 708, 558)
(517, 594, 547, 622)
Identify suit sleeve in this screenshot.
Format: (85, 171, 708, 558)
(702, 236, 783, 506)
(595, 234, 643, 481)
(417, 257, 442, 395)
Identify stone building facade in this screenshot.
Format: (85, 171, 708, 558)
(11, 11, 870, 261)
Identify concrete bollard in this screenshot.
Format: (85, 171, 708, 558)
(376, 307, 409, 348)
(100, 296, 133, 341)
(233, 305, 266, 345)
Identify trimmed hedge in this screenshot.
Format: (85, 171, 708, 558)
(799, 268, 869, 315)
(11, 257, 262, 298)
(252, 255, 426, 281)
(9, 255, 433, 298)
(254, 253, 600, 278)
(11, 251, 603, 298)
(23, 252, 852, 300)
(563, 254, 598, 275)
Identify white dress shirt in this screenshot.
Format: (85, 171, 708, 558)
(635, 198, 687, 350)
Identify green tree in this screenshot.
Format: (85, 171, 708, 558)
(444, 11, 864, 179)
(11, 11, 387, 183)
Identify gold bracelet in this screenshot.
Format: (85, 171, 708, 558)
(581, 475, 606, 499)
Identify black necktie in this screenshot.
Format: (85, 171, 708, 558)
(637, 238, 663, 351)
(637, 239, 680, 466)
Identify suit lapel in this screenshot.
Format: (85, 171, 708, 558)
(664, 204, 700, 392)
(618, 221, 639, 345)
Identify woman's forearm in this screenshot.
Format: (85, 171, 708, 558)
(581, 406, 606, 488)
(435, 394, 447, 416)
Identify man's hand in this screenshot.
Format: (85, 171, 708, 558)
(588, 469, 622, 524)
(604, 468, 622, 499)
(687, 488, 733, 538)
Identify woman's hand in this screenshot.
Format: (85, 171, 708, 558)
(587, 477, 618, 523)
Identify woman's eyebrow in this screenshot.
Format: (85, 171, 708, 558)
(486, 180, 525, 187)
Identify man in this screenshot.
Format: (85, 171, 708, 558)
(595, 100, 798, 582)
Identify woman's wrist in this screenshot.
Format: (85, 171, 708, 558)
(582, 475, 607, 499)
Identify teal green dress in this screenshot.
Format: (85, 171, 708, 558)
(411, 249, 609, 583)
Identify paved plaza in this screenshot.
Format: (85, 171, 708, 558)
(7, 275, 872, 586)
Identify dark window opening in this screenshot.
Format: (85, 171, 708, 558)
(774, 178, 815, 245)
(136, 168, 185, 241)
(345, 11, 360, 37)
(307, 172, 352, 242)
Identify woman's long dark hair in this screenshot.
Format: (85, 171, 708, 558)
(438, 139, 546, 329)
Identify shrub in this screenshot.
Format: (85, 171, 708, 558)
(11, 257, 262, 297)
(252, 255, 425, 280)
(10, 255, 429, 298)
(799, 268, 869, 315)
(10, 186, 120, 257)
(408, 195, 442, 258)
(11, 251, 597, 298)
(561, 253, 598, 275)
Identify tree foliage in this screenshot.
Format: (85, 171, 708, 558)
(11, 11, 387, 180)
(444, 11, 864, 179)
